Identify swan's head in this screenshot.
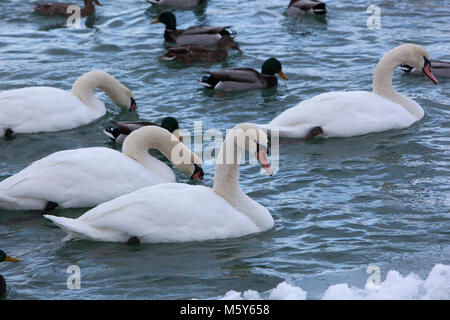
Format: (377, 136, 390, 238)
(231, 123, 273, 176)
(398, 44, 438, 85)
(112, 83, 136, 111)
(0, 250, 20, 263)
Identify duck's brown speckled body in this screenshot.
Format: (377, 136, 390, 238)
(35, 0, 101, 17)
(159, 36, 241, 64)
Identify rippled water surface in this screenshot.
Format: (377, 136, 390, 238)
(0, 0, 449, 299)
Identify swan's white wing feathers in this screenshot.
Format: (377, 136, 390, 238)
(0, 148, 171, 210)
(46, 183, 259, 243)
(267, 91, 418, 138)
(0, 87, 100, 134)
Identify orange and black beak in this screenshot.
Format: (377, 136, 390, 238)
(256, 144, 273, 176)
(94, 0, 102, 6)
(151, 18, 160, 24)
(423, 57, 438, 85)
(278, 70, 288, 81)
(129, 97, 136, 111)
(5, 255, 20, 263)
(190, 164, 204, 181)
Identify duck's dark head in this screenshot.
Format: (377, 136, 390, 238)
(161, 117, 183, 142)
(0, 250, 20, 263)
(262, 58, 288, 80)
(151, 12, 177, 30)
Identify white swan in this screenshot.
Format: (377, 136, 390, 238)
(0, 70, 136, 138)
(263, 44, 438, 139)
(45, 123, 274, 243)
(0, 126, 203, 211)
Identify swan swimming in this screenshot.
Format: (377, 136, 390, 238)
(0, 126, 203, 212)
(0, 70, 136, 138)
(262, 44, 438, 139)
(45, 123, 274, 243)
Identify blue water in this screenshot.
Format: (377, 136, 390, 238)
(0, 0, 449, 299)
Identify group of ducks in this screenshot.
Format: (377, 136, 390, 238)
(0, 0, 449, 297)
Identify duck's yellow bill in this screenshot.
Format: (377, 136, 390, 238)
(278, 70, 288, 81)
(151, 19, 160, 24)
(5, 256, 20, 263)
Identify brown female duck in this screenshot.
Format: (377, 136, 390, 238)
(159, 36, 242, 64)
(35, 0, 102, 17)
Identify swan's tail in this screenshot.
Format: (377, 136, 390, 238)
(44, 215, 102, 241)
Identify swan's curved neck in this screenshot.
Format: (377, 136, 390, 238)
(213, 133, 272, 229)
(71, 71, 123, 115)
(372, 48, 424, 118)
(122, 127, 199, 179)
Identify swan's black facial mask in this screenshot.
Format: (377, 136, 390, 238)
(129, 97, 136, 111)
(191, 164, 204, 181)
(256, 144, 273, 176)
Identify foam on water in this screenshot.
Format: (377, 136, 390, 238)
(216, 264, 450, 300)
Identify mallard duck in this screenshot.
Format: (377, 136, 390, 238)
(287, 0, 327, 17)
(400, 60, 450, 78)
(0, 250, 20, 298)
(151, 12, 234, 46)
(199, 58, 288, 92)
(159, 36, 242, 64)
(103, 117, 183, 144)
(35, 0, 102, 17)
(147, 0, 205, 9)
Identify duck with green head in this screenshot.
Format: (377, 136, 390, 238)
(0, 250, 20, 298)
(151, 12, 235, 46)
(199, 58, 288, 92)
(103, 117, 183, 145)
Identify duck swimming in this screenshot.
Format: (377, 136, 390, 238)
(104, 117, 182, 144)
(0, 70, 135, 138)
(262, 44, 438, 139)
(0, 250, 20, 298)
(199, 58, 288, 92)
(400, 60, 450, 78)
(286, 0, 327, 17)
(151, 12, 235, 46)
(45, 123, 273, 243)
(35, 0, 101, 17)
(159, 36, 242, 64)
(147, 0, 205, 8)
(0, 126, 203, 212)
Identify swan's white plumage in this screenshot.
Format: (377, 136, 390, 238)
(0, 148, 174, 210)
(0, 70, 134, 136)
(45, 123, 274, 243)
(265, 91, 418, 138)
(263, 44, 435, 138)
(45, 183, 265, 243)
(0, 87, 101, 134)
